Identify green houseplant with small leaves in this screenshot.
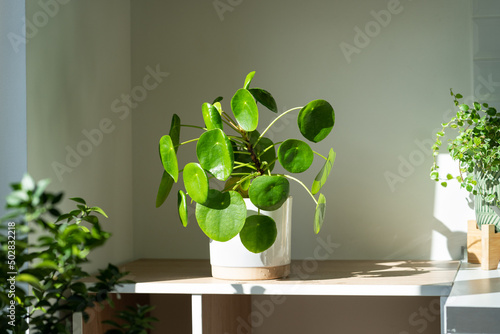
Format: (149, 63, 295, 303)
(156, 71, 336, 253)
(0, 175, 154, 334)
(431, 90, 500, 231)
(103, 304, 158, 334)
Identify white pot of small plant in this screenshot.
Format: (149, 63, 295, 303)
(210, 197, 292, 280)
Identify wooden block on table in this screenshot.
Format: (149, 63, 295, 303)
(467, 220, 500, 270)
(481, 224, 500, 270)
(467, 220, 482, 264)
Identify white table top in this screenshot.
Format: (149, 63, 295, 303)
(92, 259, 459, 297)
(446, 262, 500, 308)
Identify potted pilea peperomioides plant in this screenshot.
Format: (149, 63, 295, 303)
(156, 71, 336, 280)
(431, 90, 500, 269)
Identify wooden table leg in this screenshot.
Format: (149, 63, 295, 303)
(201, 295, 252, 334)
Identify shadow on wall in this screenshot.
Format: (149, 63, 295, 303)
(431, 220, 467, 260)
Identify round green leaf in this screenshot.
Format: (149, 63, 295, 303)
(212, 96, 223, 104)
(249, 88, 277, 113)
(231, 88, 259, 131)
(195, 190, 246, 242)
(240, 215, 277, 253)
(169, 114, 181, 152)
(277, 139, 314, 173)
(243, 71, 255, 89)
(311, 148, 336, 194)
(183, 163, 209, 204)
(297, 99, 335, 143)
(202, 103, 223, 130)
(249, 175, 290, 211)
(196, 129, 234, 181)
(156, 171, 174, 208)
(159, 135, 178, 182)
(177, 190, 188, 227)
(314, 193, 326, 234)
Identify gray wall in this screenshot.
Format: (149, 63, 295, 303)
(473, 0, 500, 105)
(26, 0, 134, 271)
(0, 1, 27, 217)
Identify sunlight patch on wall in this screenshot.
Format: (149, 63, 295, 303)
(431, 154, 474, 260)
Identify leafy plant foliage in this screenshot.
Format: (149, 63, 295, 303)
(156, 72, 336, 253)
(431, 90, 500, 207)
(0, 175, 149, 334)
(103, 304, 159, 334)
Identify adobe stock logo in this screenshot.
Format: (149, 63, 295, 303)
(384, 138, 434, 192)
(51, 64, 169, 182)
(339, 0, 408, 64)
(384, 74, 500, 192)
(8, 0, 73, 53)
(229, 235, 341, 334)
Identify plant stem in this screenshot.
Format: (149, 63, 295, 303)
(281, 174, 317, 205)
(222, 112, 241, 133)
(233, 163, 257, 170)
(257, 141, 283, 159)
(179, 138, 199, 146)
(181, 124, 205, 130)
(222, 119, 240, 133)
(222, 111, 238, 126)
(313, 151, 327, 160)
(229, 136, 248, 144)
(241, 132, 265, 174)
(262, 158, 278, 171)
(233, 173, 255, 190)
(255, 107, 302, 146)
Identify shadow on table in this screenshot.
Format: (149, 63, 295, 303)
(113, 259, 456, 286)
(281, 260, 455, 282)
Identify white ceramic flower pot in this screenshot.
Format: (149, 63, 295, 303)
(210, 197, 292, 280)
